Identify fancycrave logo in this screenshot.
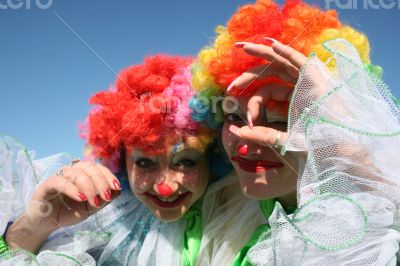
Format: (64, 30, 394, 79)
(0, 0, 53, 9)
(138, 92, 240, 114)
(326, 0, 400, 9)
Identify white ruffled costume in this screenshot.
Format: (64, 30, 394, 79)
(0, 135, 262, 265)
(247, 39, 400, 265)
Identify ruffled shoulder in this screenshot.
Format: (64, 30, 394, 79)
(0, 134, 71, 234)
(197, 171, 264, 265)
(0, 135, 185, 265)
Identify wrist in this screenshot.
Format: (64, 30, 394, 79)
(6, 214, 54, 253)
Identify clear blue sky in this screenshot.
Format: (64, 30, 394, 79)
(1, 0, 399, 158)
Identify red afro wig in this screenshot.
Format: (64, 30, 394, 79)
(82, 55, 196, 162)
(204, 0, 341, 94)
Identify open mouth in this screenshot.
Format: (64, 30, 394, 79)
(145, 192, 190, 208)
(231, 156, 284, 173)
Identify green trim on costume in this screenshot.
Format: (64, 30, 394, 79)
(0, 134, 40, 184)
(232, 199, 276, 266)
(232, 200, 297, 265)
(0, 248, 39, 264)
(181, 201, 203, 266)
(289, 193, 368, 251)
(0, 247, 89, 265)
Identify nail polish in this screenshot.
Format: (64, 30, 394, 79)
(247, 111, 254, 129)
(78, 192, 87, 202)
(113, 180, 121, 190)
(94, 196, 100, 208)
(227, 81, 236, 92)
(104, 189, 112, 201)
(235, 42, 250, 48)
(229, 125, 240, 136)
(264, 37, 278, 43)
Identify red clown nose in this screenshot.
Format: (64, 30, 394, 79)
(157, 183, 173, 197)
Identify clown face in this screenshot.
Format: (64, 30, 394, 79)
(126, 138, 210, 221)
(221, 95, 298, 203)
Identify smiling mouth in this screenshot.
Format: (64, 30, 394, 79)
(145, 192, 190, 208)
(231, 156, 284, 173)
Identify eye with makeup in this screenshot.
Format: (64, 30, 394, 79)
(265, 112, 288, 131)
(135, 157, 157, 169)
(224, 112, 246, 125)
(172, 150, 202, 170)
(174, 159, 196, 168)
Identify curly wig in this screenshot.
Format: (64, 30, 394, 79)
(191, 0, 381, 126)
(81, 55, 214, 172)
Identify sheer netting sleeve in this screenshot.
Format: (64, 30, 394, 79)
(247, 39, 400, 266)
(0, 135, 185, 265)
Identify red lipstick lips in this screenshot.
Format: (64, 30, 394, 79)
(231, 156, 284, 173)
(145, 192, 190, 208)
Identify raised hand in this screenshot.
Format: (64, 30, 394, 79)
(226, 38, 308, 148)
(6, 160, 121, 253)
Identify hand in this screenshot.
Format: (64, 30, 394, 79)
(6, 161, 121, 253)
(227, 38, 307, 147)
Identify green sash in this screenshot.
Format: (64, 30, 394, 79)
(232, 199, 276, 266)
(232, 199, 296, 265)
(181, 201, 203, 266)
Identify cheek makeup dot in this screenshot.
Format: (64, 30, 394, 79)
(237, 144, 249, 156)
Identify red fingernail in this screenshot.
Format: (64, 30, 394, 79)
(247, 111, 254, 129)
(235, 43, 245, 48)
(78, 192, 87, 202)
(94, 196, 100, 208)
(104, 189, 112, 201)
(227, 83, 236, 92)
(264, 37, 277, 44)
(229, 125, 240, 136)
(113, 180, 121, 190)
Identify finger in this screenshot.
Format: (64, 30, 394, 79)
(269, 39, 307, 69)
(238, 42, 300, 78)
(76, 161, 113, 202)
(63, 168, 101, 208)
(96, 164, 122, 191)
(229, 124, 288, 148)
(246, 94, 264, 129)
(229, 64, 296, 92)
(246, 84, 293, 125)
(44, 175, 87, 203)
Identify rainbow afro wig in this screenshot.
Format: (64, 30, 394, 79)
(81, 55, 215, 173)
(190, 0, 382, 127)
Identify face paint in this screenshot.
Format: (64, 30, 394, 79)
(236, 144, 249, 156)
(171, 140, 185, 155)
(157, 182, 174, 197)
(125, 138, 210, 222)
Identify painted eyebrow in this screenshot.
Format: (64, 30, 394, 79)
(172, 149, 203, 163)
